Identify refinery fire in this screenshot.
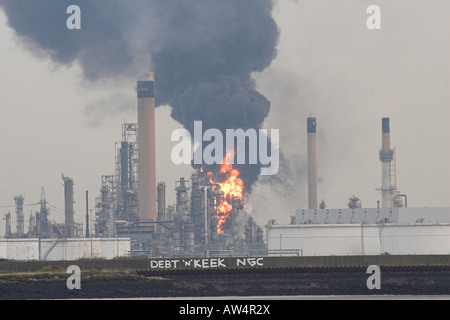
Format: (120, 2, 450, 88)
(115, 161, 264, 257)
(153, 160, 264, 258)
(2, 75, 448, 261)
(209, 159, 244, 236)
(0, 72, 265, 261)
(103, 73, 266, 257)
(0, 1, 278, 260)
(92, 72, 266, 258)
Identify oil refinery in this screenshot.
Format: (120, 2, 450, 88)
(1, 73, 449, 261)
(0, 72, 266, 260)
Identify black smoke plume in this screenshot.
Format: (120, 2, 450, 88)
(0, 0, 280, 191)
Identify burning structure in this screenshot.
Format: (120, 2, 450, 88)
(98, 160, 264, 257)
(88, 73, 265, 257)
(92, 157, 265, 257)
(163, 167, 263, 257)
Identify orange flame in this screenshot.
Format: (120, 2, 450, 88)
(214, 160, 244, 234)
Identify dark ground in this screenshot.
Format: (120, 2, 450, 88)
(1, 268, 450, 300)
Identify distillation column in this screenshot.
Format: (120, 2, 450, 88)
(136, 72, 157, 222)
(14, 195, 24, 237)
(62, 175, 75, 238)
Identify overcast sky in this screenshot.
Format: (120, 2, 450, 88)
(0, 1, 448, 235)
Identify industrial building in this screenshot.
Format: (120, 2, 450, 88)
(267, 117, 450, 257)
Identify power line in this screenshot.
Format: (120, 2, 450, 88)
(46, 202, 84, 224)
(0, 201, 86, 224)
(0, 202, 40, 209)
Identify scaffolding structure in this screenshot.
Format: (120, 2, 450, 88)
(27, 188, 51, 238)
(94, 123, 140, 237)
(95, 175, 116, 238)
(115, 123, 139, 222)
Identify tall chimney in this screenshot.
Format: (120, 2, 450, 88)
(307, 117, 318, 210)
(379, 117, 395, 208)
(136, 72, 157, 221)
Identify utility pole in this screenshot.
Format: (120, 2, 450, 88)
(86, 190, 90, 238)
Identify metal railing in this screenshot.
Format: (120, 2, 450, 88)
(268, 249, 303, 257)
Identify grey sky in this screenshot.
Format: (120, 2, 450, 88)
(0, 1, 448, 234)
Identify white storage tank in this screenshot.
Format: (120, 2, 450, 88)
(268, 223, 450, 257)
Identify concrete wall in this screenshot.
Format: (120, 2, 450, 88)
(0, 239, 39, 260)
(0, 238, 131, 261)
(2, 255, 450, 274)
(268, 223, 450, 257)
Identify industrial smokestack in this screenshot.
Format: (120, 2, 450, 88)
(136, 72, 157, 222)
(379, 118, 395, 208)
(307, 117, 318, 210)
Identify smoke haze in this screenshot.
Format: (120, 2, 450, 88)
(0, 0, 280, 191)
(3, 1, 446, 229)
